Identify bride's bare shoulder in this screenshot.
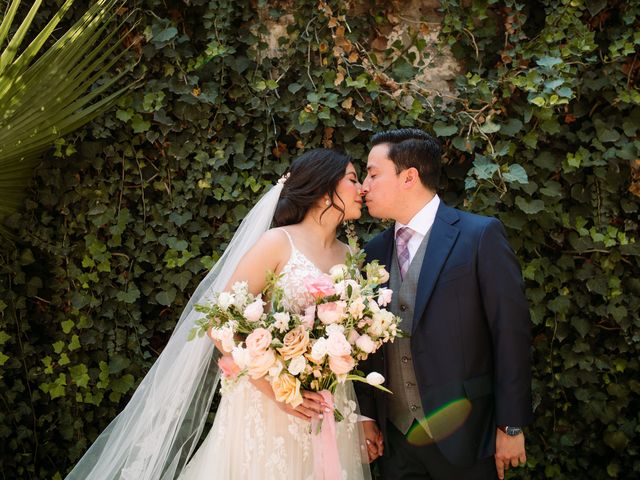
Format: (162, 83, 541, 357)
(254, 228, 291, 253)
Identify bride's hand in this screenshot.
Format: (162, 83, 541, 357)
(277, 390, 330, 421)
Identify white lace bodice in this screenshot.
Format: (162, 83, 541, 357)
(276, 229, 325, 314)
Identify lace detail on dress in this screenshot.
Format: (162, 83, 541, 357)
(276, 229, 324, 314)
(179, 228, 369, 480)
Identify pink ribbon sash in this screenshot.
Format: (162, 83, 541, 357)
(311, 390, 342, 480)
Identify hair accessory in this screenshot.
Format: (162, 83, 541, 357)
(278, 172, 290, 185)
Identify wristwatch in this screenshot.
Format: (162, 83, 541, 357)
(499, 426, 523, 436)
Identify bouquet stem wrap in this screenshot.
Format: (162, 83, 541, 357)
(311, 390, 342, 480)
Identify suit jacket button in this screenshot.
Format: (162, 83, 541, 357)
(410, 404, 418, 411)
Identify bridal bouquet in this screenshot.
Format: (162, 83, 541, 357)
(190, 242, 401, 407)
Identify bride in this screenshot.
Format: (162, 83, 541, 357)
(66, 149, 372, 479)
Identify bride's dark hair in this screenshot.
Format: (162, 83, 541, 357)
(273, 148, 351, 227)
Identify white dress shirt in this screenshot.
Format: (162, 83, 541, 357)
(394, 194, 440, 265)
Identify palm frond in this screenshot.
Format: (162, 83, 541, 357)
(0, 0, 135, 237)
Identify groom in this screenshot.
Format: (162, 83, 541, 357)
(356, 128, 533, 479)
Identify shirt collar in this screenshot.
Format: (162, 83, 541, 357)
(394, 194, 440, 237)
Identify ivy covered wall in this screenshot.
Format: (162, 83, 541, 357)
(1, 0, 638, 478)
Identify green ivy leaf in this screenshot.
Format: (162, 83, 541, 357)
(433, 122, 458, 137)
(515, 196, 545, 214)
(156, 288, 177, 306)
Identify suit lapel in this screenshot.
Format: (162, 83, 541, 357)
(412, 204, 460, 332)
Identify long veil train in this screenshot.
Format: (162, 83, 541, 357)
(66, 182, 286, 480)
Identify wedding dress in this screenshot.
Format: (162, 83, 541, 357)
(65, 181, 371, 480)
(179, 229, 371, 479)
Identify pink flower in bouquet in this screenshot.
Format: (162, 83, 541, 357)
(328, 354, 356, 375)
(302, 305, 316, 329)
(317, 301, 346, 325)
(218, 356, 241, 379)
(377, 288, 393, 307)
(246, 328, 272, 354)
(243, 298, 264, 322)
(356, 334, 376, 353)
(304, 274, 336, 299)
(347, 329, 360, 345)
(248, 349, 276, 379)
(326, 331, 352, 357)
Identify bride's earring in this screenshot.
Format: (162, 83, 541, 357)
(325, 199, 331, 206)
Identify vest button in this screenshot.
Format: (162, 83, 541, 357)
(401, 356, 409, 364)
(400, 304, 407, 311)
(410, 404, 418, 411)
(405, 381, 414, 388)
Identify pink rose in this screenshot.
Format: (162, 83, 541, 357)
(302, 305, 316, 329)
(245, 328, 272, 354)
(317, 301, 346, 325)
(328, 354, 355, 375)
(356, 334, 376, 353)
(248, 349, 276, 379)
(243, 298, 264, 322)
(218, 356, 241, 379)
(304, 274, 336, 299)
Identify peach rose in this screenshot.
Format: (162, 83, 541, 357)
(278, 325, 310, 361)
(245, 328, 272, 354)
(271, 373, 303, 407)
(248, 349, 276, 379)
(304, 274, 336, 299)
(329, 354, 355, 375)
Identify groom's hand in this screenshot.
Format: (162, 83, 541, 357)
(495, 429, 526, 479)
(361, 420, 384, 463)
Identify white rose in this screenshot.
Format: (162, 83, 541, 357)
(325, 323, 345, 337)
(213, 326, 236, 353)
(217, 292, 234, 310)
(366, 372, 385, 386)
(309, 338, 328, 363)
(243, 298, 264, 322)
(356, 334, 376, 353)
(377, 288, 393, 307)
(288, 355, 307, 376)
(329, 264, 348, 281)
(231, 345, 250, 369)
(326, 332, 352, 357)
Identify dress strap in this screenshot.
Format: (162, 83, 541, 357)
(279, 228, 296, 251)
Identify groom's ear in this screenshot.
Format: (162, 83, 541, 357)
(401, 167, 420, 189)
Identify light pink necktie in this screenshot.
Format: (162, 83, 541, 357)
(396, 226, 415, 280)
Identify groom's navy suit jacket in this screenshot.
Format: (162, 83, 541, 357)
(359, 202, 533, 468)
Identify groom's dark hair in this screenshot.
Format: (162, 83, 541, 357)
(273, 148, 351, 227)
(371, 128, 442, 191)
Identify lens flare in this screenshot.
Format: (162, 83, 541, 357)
(406, 397, 472, 446)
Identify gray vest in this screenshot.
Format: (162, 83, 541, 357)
(386, 229, 433, 436)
